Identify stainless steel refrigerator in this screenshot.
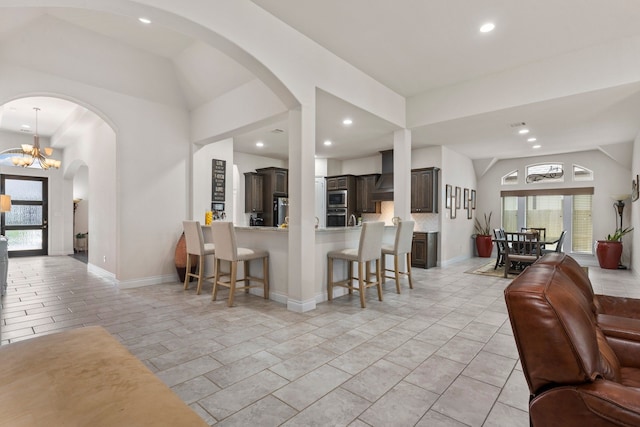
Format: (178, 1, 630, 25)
(273, 196, 289, 226)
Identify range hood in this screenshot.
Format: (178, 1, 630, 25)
(371, 150, 394, 201)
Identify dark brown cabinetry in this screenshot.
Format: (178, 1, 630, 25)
(411, 167, 440, 213)
(244, 172, 263, 213)
(255, 167, 288, 226)
(356, 174, 381, 214)
(257, 167, 288, 196)
(411, 232, 438, 269)
(326, 176, 352, 190)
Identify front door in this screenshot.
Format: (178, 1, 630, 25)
(1, 175, 49, 257)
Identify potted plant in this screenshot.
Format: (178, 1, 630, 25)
(473, 212, 494, 257)
(596, 226, 633, 269)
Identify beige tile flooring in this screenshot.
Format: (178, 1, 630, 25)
(1, 254, 637, 426)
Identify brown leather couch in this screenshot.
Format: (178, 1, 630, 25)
(505, 255, 640, 427)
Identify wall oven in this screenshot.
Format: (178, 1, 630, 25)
(326, 208, 347, 227)
(327, 190, 348, 208)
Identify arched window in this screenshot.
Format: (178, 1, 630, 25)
(502, 170, 518, 185)
(573, 164, 594, 181)
(526, 163, 564, 184)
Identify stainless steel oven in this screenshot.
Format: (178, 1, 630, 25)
(327, 190, 348, 208)
(326, 208, 347, 227)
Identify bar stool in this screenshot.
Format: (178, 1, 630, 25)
(327, 221, 385, 308)
(182, 220, 215, 295)
(381, 220, 415, 293)
(210, 221, 269, 307)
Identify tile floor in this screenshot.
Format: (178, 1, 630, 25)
(1, 254, 638, 426)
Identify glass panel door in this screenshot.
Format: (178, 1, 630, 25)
(1, 175, 48, 257)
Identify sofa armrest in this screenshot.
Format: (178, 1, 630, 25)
(597, 294, 640, 319)
(531, 380, 640, 427)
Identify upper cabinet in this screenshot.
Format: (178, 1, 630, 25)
(244, 172, 264, 213)
(326, 176, 352, 190)
(257, 167, 288, 195)
(356, 174, 381, 214)
(411, 167, 440, 213)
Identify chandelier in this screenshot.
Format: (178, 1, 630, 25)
(3, 107, 61, 169)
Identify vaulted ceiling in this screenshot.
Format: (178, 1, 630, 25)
(1, 2, 640, 164)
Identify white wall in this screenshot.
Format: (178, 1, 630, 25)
(440, 146, 477, 265)
(62, 120, 116, 273)
(478, 150, 632, 259)
(193, 138, 234, 223)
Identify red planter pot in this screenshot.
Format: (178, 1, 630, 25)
(475, 235, 494, 258)
(596, 240, 622, 269)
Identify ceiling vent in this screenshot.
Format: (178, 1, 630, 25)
(271, 128, 285, 134)
(509, 122, 526, 128)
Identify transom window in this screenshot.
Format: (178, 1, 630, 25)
(526, 163, 564, 184)
(502, 170, 518, 185)
(573, 164, 594, 181)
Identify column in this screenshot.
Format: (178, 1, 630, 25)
(393, 129, 412, 220)
(287, 102, 317, 312)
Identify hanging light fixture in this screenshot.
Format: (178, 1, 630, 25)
(4, 107, 61, 169)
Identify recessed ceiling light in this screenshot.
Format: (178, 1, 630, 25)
(527, 137, 537, 142)
(21, 124, 30, 129)
(532, 145, 541, 149)
(324, 140, 332, 146)
(138, 17, 151, 24)
(256, 141, 264, 147)
(480, 22, 495, 33)
(342, 118, 353, 125)
(518, 129, 530, 135)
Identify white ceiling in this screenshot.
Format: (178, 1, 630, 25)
(1, 2, 640, 163)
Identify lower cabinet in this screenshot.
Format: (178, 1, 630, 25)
(411, 232, 438, 269)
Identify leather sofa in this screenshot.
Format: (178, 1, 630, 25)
(505, 254, 640, 426)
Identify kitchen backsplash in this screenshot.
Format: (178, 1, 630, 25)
(361, 201, 440, 231)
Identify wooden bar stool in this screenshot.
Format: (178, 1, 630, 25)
(210, 221, 269, 307)
(381, 220, 415, 293)
(182, 221, 215, 295)
(327, 221, 385, 308)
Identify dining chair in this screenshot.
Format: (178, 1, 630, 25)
(493, 228, 507, 270)
(542, 230, 567, 254)
(504, 231, 541, 277)
(327, 221, 385, 308)
(182, 220, 216, 295)
(210, 221, 269, 307)
(381, 220, 415, 293)
(521, 227, 546, 242)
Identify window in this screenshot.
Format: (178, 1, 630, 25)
(502, 170, 518, 185)
(526, 195, 563, 238)
(500, 189, 594, 254)
(502, 196, 518, 232)
(573, 164, 594, 182)
(572, 195, 593, 252)
(526, 163, 564, 184)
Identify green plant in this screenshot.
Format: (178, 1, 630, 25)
(474, 212, 492, 236)
(606, 226, 633, 242)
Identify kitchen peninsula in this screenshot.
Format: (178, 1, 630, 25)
(231, 225, 397, 308)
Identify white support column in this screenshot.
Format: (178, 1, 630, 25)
(287, 103, 317, 312)
(393, 129, 412, 220)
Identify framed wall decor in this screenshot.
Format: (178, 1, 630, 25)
(463, 188, 469, 209)
(471, 189, 477, 209)
(467, 204, 473, 219)
(450, 197, 456, 218)
(455, 186, 461, 209)
(445, 184, 452, 209)
(633, 175, 639, 202)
